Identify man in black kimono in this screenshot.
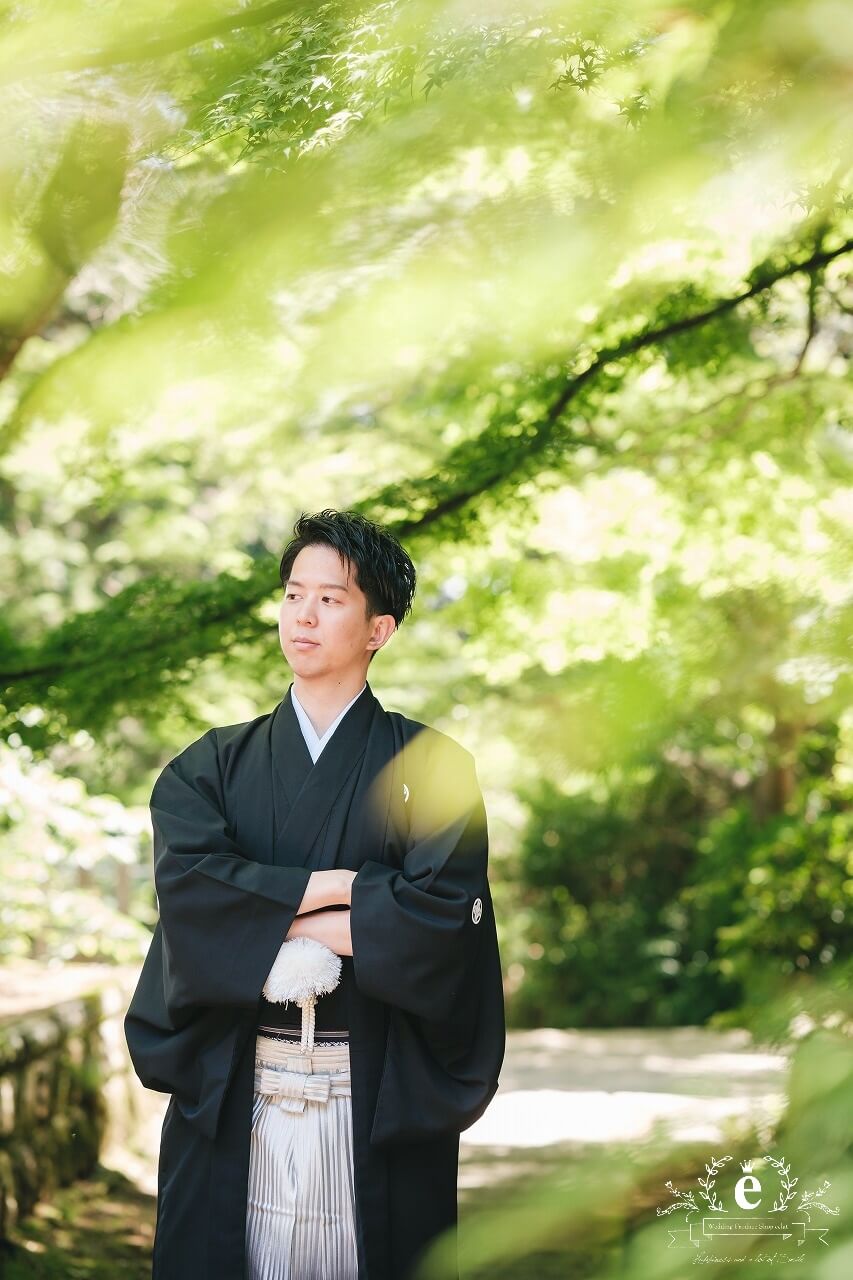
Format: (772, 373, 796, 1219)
(124, 509, 506, 1280)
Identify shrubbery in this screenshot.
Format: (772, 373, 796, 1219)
(510, 721, 852, 1027)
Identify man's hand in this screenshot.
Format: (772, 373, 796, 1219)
(288, 908, 352, 957)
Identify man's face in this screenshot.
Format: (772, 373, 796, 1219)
(279, 543, 394, 679)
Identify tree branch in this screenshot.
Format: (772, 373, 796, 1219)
(2, 233, 851, 719)
(792, 262, 821, 375)
(390, 234, 853, 533)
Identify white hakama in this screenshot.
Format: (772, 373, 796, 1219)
(246, 1034, 358, 1280)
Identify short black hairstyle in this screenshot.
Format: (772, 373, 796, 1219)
(279, 510, 416, 663)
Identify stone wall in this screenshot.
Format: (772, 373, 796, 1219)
(0, 965, 141, 1242)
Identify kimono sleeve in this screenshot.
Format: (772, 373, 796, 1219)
(350, 734, 489, 1024)
(368, 876, 505, 1147)
(151, 727, 312, 1014)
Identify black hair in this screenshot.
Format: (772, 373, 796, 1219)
(278, 510, 416, 662)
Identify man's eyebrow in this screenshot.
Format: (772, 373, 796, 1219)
(286, 580, 350, 592)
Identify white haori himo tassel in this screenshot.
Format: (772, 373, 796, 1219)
(262, 936, 342, 1052)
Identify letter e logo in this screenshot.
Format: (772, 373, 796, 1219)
(735, 1175, 762, 1210)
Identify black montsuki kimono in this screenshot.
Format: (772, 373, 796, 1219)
(124, 681, 505, 1280)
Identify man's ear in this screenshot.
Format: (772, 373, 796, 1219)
(368, 615, 396, 652)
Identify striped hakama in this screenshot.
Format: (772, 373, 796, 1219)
(246, 1031, 359, 1280)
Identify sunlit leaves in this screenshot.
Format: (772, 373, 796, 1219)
(0, 1, 851, 802)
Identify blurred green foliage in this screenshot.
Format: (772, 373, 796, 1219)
(512, 718, 853, 1027)
(0, 741, 152, 964)
(0, 1, 850, 1031)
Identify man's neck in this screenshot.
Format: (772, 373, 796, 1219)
(291, 674, 367, 739)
